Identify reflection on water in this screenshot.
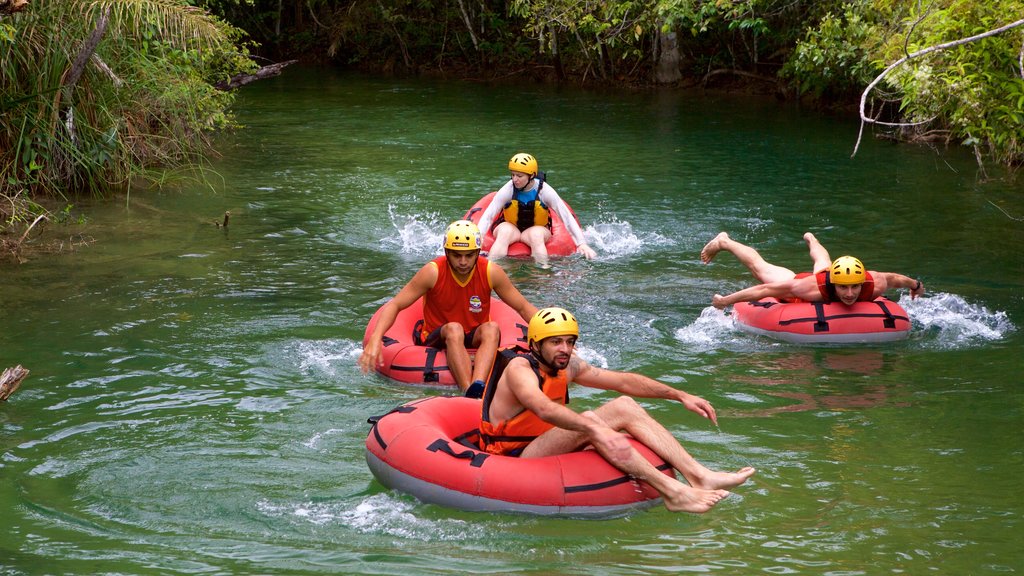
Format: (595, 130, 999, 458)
(722, 349, 909, 416)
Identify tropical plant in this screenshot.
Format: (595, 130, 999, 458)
(1, 0, 254, 234)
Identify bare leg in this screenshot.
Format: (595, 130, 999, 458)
(589, 397, 755, 490)
(804, 232, 832, 273)
(487, 223, 521, 260)
(520, 226, 551, 263)
(521, 397, 755, 513)
(439, 323, 472, 391)
(701, 232, 797, 284)
(468, 322, 500, 383)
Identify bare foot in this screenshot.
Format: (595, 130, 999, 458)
(663, 485, 730, 514)
(803, 232, 818, 245)
(692, 466, 757, 490)
(700, 232, 730, 264)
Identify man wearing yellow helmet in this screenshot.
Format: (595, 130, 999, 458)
(700, 232, 925, 308)
(359, 220, 538, 397)
(478, 307, 756, 514)
(476, 153, 597, 262)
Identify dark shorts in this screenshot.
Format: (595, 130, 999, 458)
(416, 324, 480, 349)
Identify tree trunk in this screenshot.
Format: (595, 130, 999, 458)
(655, 27, 681, 84)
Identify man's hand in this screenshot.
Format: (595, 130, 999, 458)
(712, 294, 728, 309)
(582, 411, 632, 466)
(680, 393, 719, 426)
(358, 340, 382, 374)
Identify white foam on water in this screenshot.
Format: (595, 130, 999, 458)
(256, 495, 478, 541)
(295, 339, 362, 378)
(584, 219, 671, 259)
(901, 293, 1014, 348)
(385, 204, 446, 257)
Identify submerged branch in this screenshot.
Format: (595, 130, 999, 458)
(214, 59, 298, 90)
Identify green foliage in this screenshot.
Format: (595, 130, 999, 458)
(654, 0, 825, 73)
(782, 4, 892, 99)
(781, 0, 1024, 166)
(869, 0, 1024, 166)
(1, 0, 255, 228)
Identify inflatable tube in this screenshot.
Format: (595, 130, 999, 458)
(363, 298, 527, 386)
(365, 396, 671, 518)
(463, 191, 580, 258)
(732, 297, 911, 344)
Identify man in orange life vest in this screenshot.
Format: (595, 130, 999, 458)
(479, 307, 756, 514)
(358, 220, 537, 398)
(700, 232, 925, 309)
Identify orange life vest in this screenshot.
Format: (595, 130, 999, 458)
(421, 255, 492, 340)
(479, 346, 569, 456)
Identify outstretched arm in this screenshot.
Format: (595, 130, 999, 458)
(875, 272, 925, 299)
(712, 281, 795, 309)
(540, 186, 596, 259)
(357, 264, 437, 373)
(572, 358, 718, 425)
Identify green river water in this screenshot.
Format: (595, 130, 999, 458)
(1, 68, 1022, 574)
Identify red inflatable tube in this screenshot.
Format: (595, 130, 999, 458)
(363, 298, 528, 386)
(463, 191, 580, 258)
(366, 396, 671, 518)
(731, 297, 911, 344)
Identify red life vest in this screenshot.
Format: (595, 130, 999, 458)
(479, 347, 569, 456)
(814, 270, 877, 303)
(421, 255, 492, 340)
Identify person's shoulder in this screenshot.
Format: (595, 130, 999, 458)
(418, 258, 442, 279)
(566, 353, 590, 379)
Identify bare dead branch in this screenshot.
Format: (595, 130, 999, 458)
(0, 365, 29, 401)
(853, 18, 1024, 158)
(455, 0, 479, 51)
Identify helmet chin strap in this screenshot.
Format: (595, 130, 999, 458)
(529, 341, 560, 372)
(513, 175, 534, 194)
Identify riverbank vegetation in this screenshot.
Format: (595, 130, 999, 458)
(2, 0, 1021, 259)
(1, 0, 255, 259)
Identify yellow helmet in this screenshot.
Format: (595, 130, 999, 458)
(528, 307, 579, 345)
(508, 153, 538, 176)
(443, 220, 482, 251)
(830, 256, 866, 285)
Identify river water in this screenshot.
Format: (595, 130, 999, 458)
(1, 68, 1022, 574)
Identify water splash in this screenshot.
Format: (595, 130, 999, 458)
(674, 294, 1013, 351)
(902, 293, 1013, 348)
(257, 495, 479, 541)
(674, 307, 747, 351)
(584, 220, 671, 259)
(296, 339, 362, 378)
(574, 343, 608, 369)
(384, 204, 446, 256)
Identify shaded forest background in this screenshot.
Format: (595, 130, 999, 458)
(1, 0, 1022, 259)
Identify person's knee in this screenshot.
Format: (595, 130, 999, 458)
(601, 396, 644, 423)
(522, 227, 549, 246)
(441, 323, 465, 344)
(477, 322, 500, 345)
(494, 223, 519, 242)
